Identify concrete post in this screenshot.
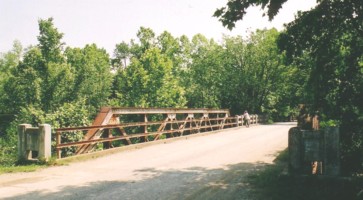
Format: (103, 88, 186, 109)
(288, 127, 303, 174)
(38, 124, 51, 161)
(18, 124, 31, 160)
(323, 126, 340, 176)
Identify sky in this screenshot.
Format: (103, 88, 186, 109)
(0, 0, 316, 56)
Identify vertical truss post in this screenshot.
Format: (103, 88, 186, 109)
(168, 113, 177, 137)
(220, 113, 228, 129)
(56, 131, 61, 159)
(144, 114, 149, 142)
(102, 129, 113, 149)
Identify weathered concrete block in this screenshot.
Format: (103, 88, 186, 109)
(288, 126, 340, 176)
(17, 124, 51, 161)
(18, 124, 31, 160)
(38, 124, 51, 161)
(288, 127, 303, 173)
(323, 126, 340, 176)
(301, 130, 322, 162)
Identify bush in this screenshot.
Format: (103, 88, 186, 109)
(0, 99, 93, 166)
(0, 138, 17, 166)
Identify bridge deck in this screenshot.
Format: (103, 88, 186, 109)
(0, 122, 296, 199)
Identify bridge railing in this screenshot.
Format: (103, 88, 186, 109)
(51, 108, 258, 159)
(55, 110, 258, 158)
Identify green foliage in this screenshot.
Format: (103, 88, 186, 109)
(45, 100, 91, 157)
(0, 43, 22, 137)
(2, 18, 112, 116)
(216, 0, 363, 174)
(3, 100, 91, 160)
(186, 34, 224, 108)
(319, 113, 341, 128)
(0, 138, 17, 166)
(157, 31, 183, 76)
(0, 164, 46, 174)
(37, 18, 65, 63)
(216, 29, 299, 116)
(65, 44, 113, 110)
(113, 41, 131, 69)
(0, 40, 22, 85)
(0, 18, 332, 168)
(137, 27, 156, 52)
(0, 105, 44, 166)
(277, 0, 363, 173)
(44, 99, 91, 128)
(320, 120, 340, 128)
(0, 18, 111, 165)
(213, 0, 288, 30)
(113, 47, 186, 108)
(2, 18, 75, 113)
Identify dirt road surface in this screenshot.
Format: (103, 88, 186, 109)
(0, 122, 295, 200)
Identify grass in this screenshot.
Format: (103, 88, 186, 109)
(0, 157, 59, 175)
(0, 164, 46, 174)
(248, 149, 363, 200)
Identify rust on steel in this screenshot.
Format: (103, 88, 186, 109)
(54, 107, 257, 159)
(110, 107, 230, 114)
(76, 107, 230, 154)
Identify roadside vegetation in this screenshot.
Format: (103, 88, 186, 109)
(248, 149, 363, 200)
(215, 0, 363, 175)
(1, 0, 362, 181)
(0, 18, 303, 168)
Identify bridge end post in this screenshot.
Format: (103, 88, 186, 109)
(18, 124, 31, 160)
(323, 126, 340, 176)
(38, 124, 51, 161)
(288, 127, 303, 174)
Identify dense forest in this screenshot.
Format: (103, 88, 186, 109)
(215, 0, 363, 174)
(1, 0, 363, 176)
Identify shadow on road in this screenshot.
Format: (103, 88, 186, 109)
(4, 162, 270, 200)
(5, 147, 360, 200)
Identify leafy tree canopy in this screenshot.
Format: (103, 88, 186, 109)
(216, 0, 363, 174)
(214, 0, 288, 30)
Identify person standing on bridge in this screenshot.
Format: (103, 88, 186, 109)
(243, 110, 250, 128)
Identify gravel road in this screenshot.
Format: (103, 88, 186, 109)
(0, 122, 295, 200)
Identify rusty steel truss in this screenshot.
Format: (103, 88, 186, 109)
(54, 107, 258, 159)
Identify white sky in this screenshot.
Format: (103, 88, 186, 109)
(0, 0, 316, 56)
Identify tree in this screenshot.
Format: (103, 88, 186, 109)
(113, 41, 131, 69)
(0, 41, 23, 112)
(65, 44, 113, 111)
(278, 0, 363, 173)
(0, 41, 23, 137)
(246, 29, 288, 114)
(219, 29, 296, 117)
(0, 40, 22, 78)
(213, 0, 289, 30)
(157, 31, 186, 77)
(214, 0, 363, 173)
(217, 35, 247, 113)
(182, 34, 224, 108)
(37, 18, 65, 63)
(136, 27, 156, 55)
(36, 18, 74, 111)
(113, 47, 186, 108)
(3, 47, 43, 111)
